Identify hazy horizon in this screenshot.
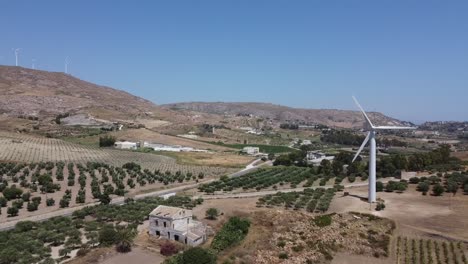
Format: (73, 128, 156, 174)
(1, 1, 467, 123)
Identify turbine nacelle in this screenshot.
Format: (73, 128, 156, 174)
(352, 96, 417, 162)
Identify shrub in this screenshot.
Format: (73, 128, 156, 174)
(59, 198, 70, 208)
(7, 206, 19, 217)
(99, 135, 116, 147)
(417, 181, 430, 194)
(211, 217, 250, 252)
(2, 185, 23, 200)
(409, 177, 420, 184)
(98, 226, 118, 246)
(279, 252, 289, 259)
(313, 214, 332, 227)
(277, 240, 286, 248)
(376, 202, 386, 211)
(160, 241, 179, 256)
(123, 162, 141, 171)
(205, 208, 219, 220)
(27, 202, 39, 212)
(179, 247, 217, 264)
(0, 197, 7, 207)
(46, 198, 55, 206)
(21, 192, 31, 202)
(432, 183, 445, 196)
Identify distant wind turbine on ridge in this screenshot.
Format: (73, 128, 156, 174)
(351, 96, 416, 203)
(65, 56, 70, 74)
(32, 59, 36, 69)
(13, 48, 21, 66)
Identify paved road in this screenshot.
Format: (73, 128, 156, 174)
(0, 159, 270, 231)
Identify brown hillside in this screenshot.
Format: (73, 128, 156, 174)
(163, 102, 411, 128)
(0, 66, 180, 122)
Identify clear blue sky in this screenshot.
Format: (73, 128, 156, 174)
(1, 1, 467, 123)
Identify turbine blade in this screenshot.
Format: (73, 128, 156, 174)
(352, 131, 371, 162)
(373, 126, 416, 130)
(352, 96, 374, 128)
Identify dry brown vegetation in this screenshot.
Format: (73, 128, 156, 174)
(217, 210, 395, 264)
(159, 151, 254, 168)
(452, 151, 468, 161)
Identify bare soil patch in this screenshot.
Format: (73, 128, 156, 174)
(329, 185, 468, 241)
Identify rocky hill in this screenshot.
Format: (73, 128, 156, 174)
(0, 66, 194, 136)
(163, 102, 411, 128)
(0, 66, 167, 119)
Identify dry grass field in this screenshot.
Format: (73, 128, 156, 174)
(0, 131, 233, 175)
(452, 151, 468, 161)
(331, 185, 468, 241)
(185, 183, 468, 263)
(157, 151, 254, 168)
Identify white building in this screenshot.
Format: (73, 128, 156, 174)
(306, 151, 335, 165)
(143, 142, 196, 152)
(148, 205, 207, 246)
(114, 141, 138, 150)
(242, 146, 260, 155)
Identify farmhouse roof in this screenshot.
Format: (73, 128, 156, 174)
(149, 205, 192, 219)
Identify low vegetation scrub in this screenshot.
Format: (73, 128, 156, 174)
(98, 135, 116, 147)
(312, 214, 333, 227)
(205, 208, 220, 220)
(164, 247, 217, 264)
(211, 217, 251, 252)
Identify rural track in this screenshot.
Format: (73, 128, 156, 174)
(0, 158, 269, 231)
(200, 175, 426, 200)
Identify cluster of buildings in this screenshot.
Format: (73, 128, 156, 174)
(113, 140, 208, 153)
(143, 142, 205, 152)
(239, 126, 264, 135)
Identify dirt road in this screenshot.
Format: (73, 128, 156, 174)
(0, 159, 270, 231)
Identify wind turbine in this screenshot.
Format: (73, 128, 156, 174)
(65, 57, 70, 74)
(13, 48, 21, 66)
(351, 96, 416, 203)
(32, 59, 36, 69)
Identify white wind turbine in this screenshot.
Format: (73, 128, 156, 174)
(13, 48, 21, 66)
(351, 96, 416, 203)
(65, 56, 70, 74)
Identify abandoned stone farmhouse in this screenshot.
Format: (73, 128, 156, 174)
(148, 205, 207, 246)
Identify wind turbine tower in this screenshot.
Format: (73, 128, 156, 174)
(352, 97, 416, 203)
(13, 48, 21, 66)
(32, 59, 36, 69)
(65, 57, 70, 74)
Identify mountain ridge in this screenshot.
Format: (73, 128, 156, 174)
(162, 101, 412, 129)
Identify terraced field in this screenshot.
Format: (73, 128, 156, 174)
(0, 131, 232, 176)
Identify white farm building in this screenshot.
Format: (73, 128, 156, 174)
(149, 205, 207, 246)
(242, 146, 260, 155)
(114, 141, 138, 150)
(306, 151, 335, 165)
